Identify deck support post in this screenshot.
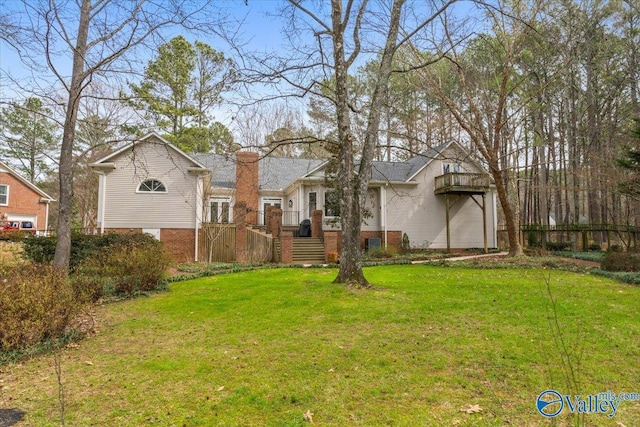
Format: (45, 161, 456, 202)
(482, 193, 488, 254)
(445, 194, 450, 252)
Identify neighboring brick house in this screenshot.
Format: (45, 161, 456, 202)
(0, 160, 55, 233)
(91, 133, 498, 262)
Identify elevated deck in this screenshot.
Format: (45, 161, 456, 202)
(434, 173, 491, 195)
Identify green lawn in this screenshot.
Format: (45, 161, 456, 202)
(2, 265, 639, 426)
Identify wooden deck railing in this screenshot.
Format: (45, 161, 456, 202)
(434, 173, 491, 193)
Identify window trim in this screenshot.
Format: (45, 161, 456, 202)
(210, 196, 232, 223)
(136, 179, 167, 193)
(0, 184, 8, 206)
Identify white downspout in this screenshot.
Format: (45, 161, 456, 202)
(194, 176, 202, 262)
(98, 171, 107, 235)
(44, 202, 49, 234)
(382, 185, 388, 248)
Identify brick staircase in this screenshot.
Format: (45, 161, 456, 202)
(274, 237, 326, 264)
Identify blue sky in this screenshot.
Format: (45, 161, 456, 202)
(0, 0, 484, 132)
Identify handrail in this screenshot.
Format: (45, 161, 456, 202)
(434, 173, 491, 191)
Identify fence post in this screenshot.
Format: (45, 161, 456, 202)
(235, 201, 248, 262)
(268, 207, 283, 238)
(312, 209, 323, 240)
(280, 231, 293, 264)
(324, 230, 339, 263)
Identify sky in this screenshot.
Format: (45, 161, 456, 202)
(0, 0, 484, 135)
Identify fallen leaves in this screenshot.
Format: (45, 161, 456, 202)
(303, 409, 314, 423)
(461, 404, 482, 414)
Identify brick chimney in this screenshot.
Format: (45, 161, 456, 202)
(235, 151, 260, 225)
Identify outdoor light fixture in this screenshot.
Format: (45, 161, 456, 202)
(288, 199, 293, 208)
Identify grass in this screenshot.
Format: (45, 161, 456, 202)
(2, 265, 639, 426)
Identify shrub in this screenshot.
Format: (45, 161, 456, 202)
(74, 236, 171, 297)
(588, 243, 602, 251)
(23, 232, 167, 271)
(601, 251, 640, 272)
(0, 230, 30, 242)
(365, 246, 398, 259)
(0, 265, 86, 352)
(401, 233, 410, 252)
(608, 244, 624, 253)
(545, 241, 571, 251)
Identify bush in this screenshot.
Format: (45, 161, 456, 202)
(23, 232, 167, 271)
(401, 233, 410, 252)
(365, 246, 398, 259)
(0, 265, 86, 352)
(588, 243, 602, 251)
(74, 236, 171, 297)
(0, 230, 31, 242)
(545, 241, 572, 251)
(608, 244, 624, 253)
(601, 251, 640, 272)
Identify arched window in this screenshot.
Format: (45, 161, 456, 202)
(138, 179, 167, 193)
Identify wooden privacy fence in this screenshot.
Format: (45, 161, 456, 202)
(498, 224, 640, 250)
(201, 223, 236, 262)
(247, 228, 273, 263)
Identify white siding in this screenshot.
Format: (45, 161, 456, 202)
(102, 142, 200, 229)
(386, 149, 497, 249)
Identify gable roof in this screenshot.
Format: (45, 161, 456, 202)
(90, 132, 209, 171)
(0, 159, 55, 202)
(192, 153, 325, 190)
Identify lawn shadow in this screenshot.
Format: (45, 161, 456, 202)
(0, 408, 26, 427)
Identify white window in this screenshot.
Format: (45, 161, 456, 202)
(324, 190, 340, 217)
(308, 192, 317, 212)
(210, 197, 232, 223)
(0, 185, 7, 205)
(261, 198, 282, 224)
(442, 163, 461, 174)
(137, 179, 167, 193)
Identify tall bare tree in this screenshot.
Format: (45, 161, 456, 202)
(3, 0, 227, 271)
(237, 0, 455, 286)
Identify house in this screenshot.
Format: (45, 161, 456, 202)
(91, 133, 498, 262)
(0, 160, 55, 233)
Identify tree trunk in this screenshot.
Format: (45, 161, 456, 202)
(491, 164, 523, 256)
(333, 0, 404, 287)
(53, 0, 91, 272)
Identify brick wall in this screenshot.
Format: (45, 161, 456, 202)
(235, 151, 259, 225)
(0, 172, 49, 230)
(103, 227, 196, 262)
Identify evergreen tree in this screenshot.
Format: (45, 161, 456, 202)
(0, 97, 57, 183)
(127, 36, 235, 152)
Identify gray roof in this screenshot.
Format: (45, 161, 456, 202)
(191, 153, 324, 190)
(370, 142, 449, 182)
(192, 142, 451, 189)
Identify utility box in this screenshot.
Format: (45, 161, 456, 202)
(365, 237, 381, 251)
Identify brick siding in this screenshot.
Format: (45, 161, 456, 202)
(0, 172, 49, 230)
(104, 227, 196, 262)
